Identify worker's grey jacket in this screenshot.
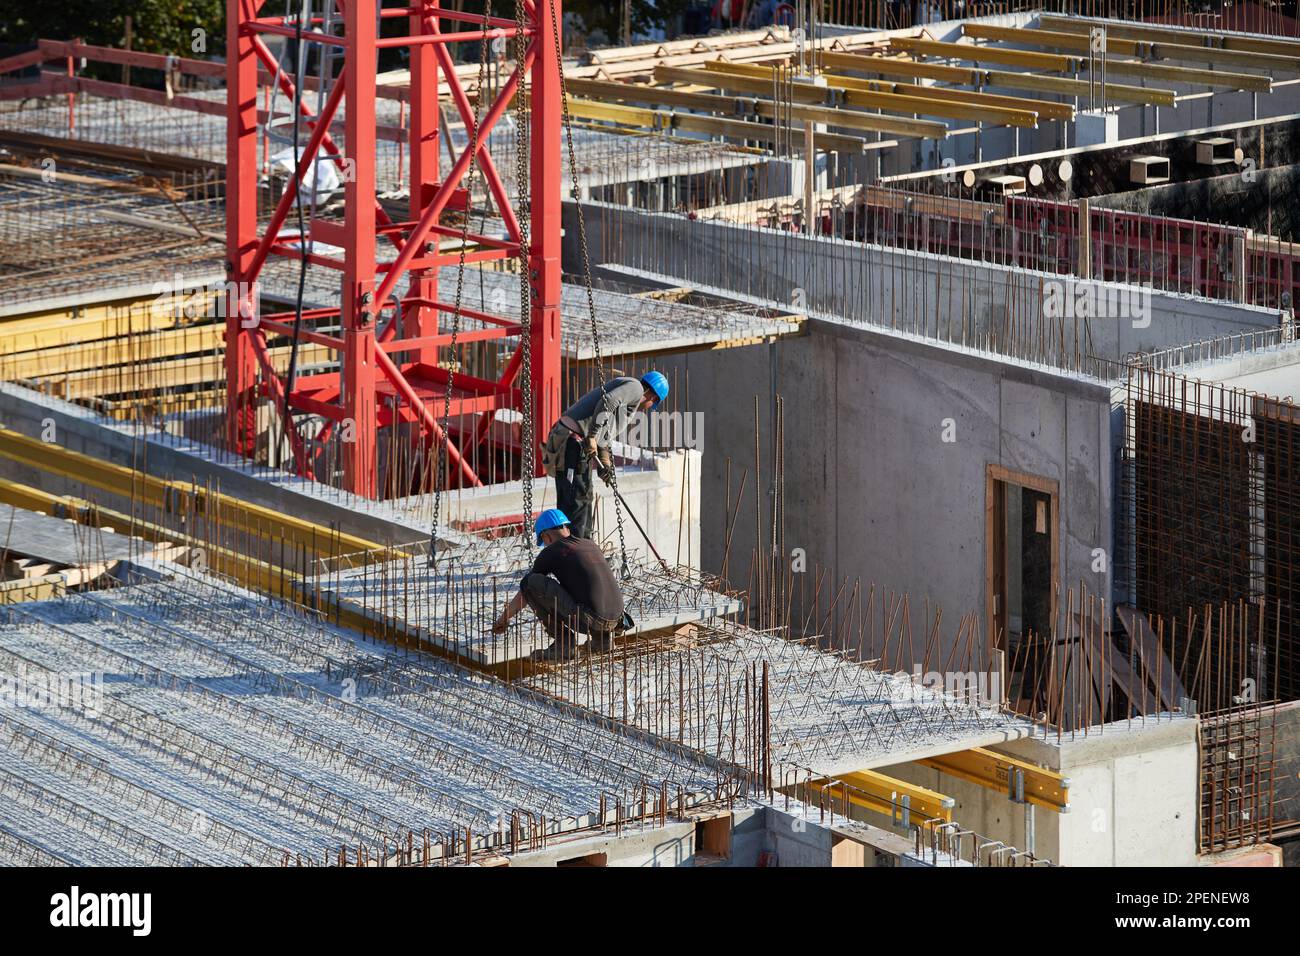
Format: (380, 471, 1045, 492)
(562, 377, 645, 448)
(541, 377, 644, 479)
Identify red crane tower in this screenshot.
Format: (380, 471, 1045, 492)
(225, 0, 562, 498)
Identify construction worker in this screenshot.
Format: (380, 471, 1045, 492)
(541, 371, 670, 540)
(491, 508, 628, 661)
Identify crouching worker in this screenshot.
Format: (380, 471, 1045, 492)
(491, 508, 629, 661)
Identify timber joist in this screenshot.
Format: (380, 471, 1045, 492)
(815, 48, 1174, 108)
(0, 476, 296, 598)
(675, 61, 1035, 127)
(1039, 14, 1300, 59)
(964, 23, 1300, 73)
(801, 768, 956, 824)
(891, 34, 1267, 93)
(917, 747, 1071, 812)
(0, 426, 386, 557)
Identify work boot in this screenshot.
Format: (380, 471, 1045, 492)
(586, 631, 616, 655)
(537, 639, 576, 662)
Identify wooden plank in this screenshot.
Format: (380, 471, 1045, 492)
(581, 73, 1035, 126)
(655, 64, 830, 103)
(1099, 58, 1271, 93)
(47, 342, 335, 399)
(967, 22, 1300, 71)
(1116, 604, 1189, 712)
(818, 50, 979, 84)
(3, 323, 227, 379)
(669, 112, 877, 153)
(1039, 14, 1300, 58)
(836, 74, 1075, 121)
(982, 68, 1177, 107)
(890, 37, 1077, 72)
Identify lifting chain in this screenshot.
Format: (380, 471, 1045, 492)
(429, 0, 493, 566)
(514, 0, 536, 548)
(546, 0, 630, 578)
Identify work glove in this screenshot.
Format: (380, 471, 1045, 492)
(596, 448, 615, 485)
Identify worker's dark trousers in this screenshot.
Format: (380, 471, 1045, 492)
(520, 573, 617, 648)
(554, 436, 596, 540)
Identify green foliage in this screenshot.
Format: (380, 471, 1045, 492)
(0, 1, 226, 58)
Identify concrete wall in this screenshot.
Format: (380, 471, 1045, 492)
(569, 202, 1278, 369)
(648, 318, 1114, 666)
(881, 716, 1199, 866)
(1187, 341, 1300, 397)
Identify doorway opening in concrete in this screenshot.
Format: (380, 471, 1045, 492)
(987, 465, 1059, 707)
(694, 813, 732, 863)
(556, 852, 608, 867)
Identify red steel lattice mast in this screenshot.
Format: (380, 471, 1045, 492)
(225, 0, 561, 497)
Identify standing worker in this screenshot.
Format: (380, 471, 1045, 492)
(491, 509, 629, 660)
(541, 372, 669, 540)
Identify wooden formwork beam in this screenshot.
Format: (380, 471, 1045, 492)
(46, 343, 334, 399)
(1039, 14, 1300, 58)
(0, 427, 387, 556)
(818, 50, 979, 84)
(982, 68, 1176, 107)
(891, 36, 1077, 71)
(830, 73, 1075, 122)
(894, 34, 1270, 92)
(653, 64, 827, 102)
(2, 323, 227, 380)
(0, 304, 198, 353)
(563, 93, 877, 151)
(965, 22, 1300, 72)
(1099, 57, 1271, 93)
(819, 49, 1173, 107)
(598, 70, 1034, 127)
(0, 477, 289, 598)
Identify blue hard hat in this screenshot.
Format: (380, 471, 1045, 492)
(641, 370, 669, 405)
(535, 508, 571, 546)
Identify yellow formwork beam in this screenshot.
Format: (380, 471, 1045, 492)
(670, 63, 950, 137)
(891, 36, 1077, 71)
(0, 574, 66, 605)
(0, 476, 295, 599)
(551, 91, 874, 151)
(46, 342, 334, 399)
(654, 64, 828, 102)
(893, 34, 1270, 90)
(815, 49, 1172, 108)
(966, 22, 1300, 72)
(692, 59, 1035, 125)
(0, 426, 386, 557)
(2, 322, 227, 380)
(1039, 14, 1300, 58)
(917, 747, 1070, 812)
(0, 295, 209, 354)
(1099, 57, 1271, 92)
(803, 768, 956, 823)
(817, 50, 979, 84)
(839, 87, 1037, 127)
(832, 73, 1075, 122)
(93, 388, 230, 422)
(982, 68, 1176, 107)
